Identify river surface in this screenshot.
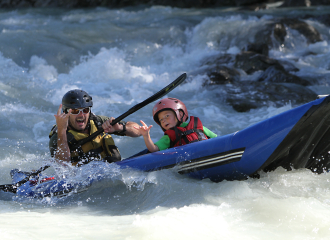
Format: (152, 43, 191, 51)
(0, 5, 330, 240)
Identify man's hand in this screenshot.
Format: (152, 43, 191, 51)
(54, 104, 71, 133)
(102, 117, 121, 133)
(54, 104, 71, 163)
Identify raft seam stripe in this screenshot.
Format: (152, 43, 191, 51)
(178, 151, 244, 170)
(178, 153, 244, 171)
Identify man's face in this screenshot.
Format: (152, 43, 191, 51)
(68, 107, 90, 131)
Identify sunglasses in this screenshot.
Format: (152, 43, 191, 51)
(69, 107, 90, 115)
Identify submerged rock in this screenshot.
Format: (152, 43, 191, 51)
(279, 18, 322, 44)
(207, 66, 241, 85)
(234, 52, 283, 74)
(224, 82, 318, 112)
(257, 66, 313, 86)
(250, 18, 322, 57)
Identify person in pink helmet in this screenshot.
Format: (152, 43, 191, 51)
(134, 97, 217, 152)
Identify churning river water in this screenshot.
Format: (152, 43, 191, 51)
(0, 5, 330, 240)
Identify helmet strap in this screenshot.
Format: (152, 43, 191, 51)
(178, 110, 185, 123)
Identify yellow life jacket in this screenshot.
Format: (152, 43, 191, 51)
(67, 120, 121, 166)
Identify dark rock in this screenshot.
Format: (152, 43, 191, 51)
(234, 0, 265, 6)
(2, 0, 330, 8)
(245, 22, 286, 56)
(224, 81, 318, 112)
(279, 18, 322, 44)
(231, 101, 259, 112)
(200, 54, 235, 67)
(246, 43, 269, 56)
(250, 18, 322, 58)
(246, 24, 273, 56)
(281, 0, 330, 7)
(257, 65, 312, 86)
(207, 66, 241, 84)
(238, 3, 269, 11)
(234, 51, 283, 74)
(189, 54, 237, 80)
(273, 23, 287, 44)
(0, 0, 316, 9)
(0, 0, 259, 8)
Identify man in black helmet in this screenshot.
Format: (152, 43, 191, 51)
(49, 89, 141, 166)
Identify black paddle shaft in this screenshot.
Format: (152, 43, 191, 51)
(74, 73, 187, 147)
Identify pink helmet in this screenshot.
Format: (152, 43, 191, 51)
(152, 98, 188, 125)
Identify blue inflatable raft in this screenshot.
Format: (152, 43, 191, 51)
(9, 95, 330, 198)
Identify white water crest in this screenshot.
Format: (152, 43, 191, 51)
(0, 5, 330, 240)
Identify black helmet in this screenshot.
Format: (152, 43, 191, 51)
(62, 89, 93, 113)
